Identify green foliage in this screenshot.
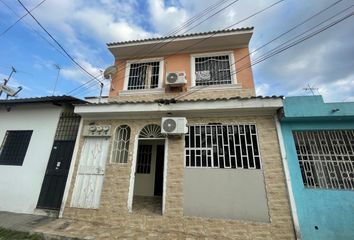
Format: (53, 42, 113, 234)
(0, 228, 44, 240)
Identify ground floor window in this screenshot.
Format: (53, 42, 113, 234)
(185, 124, 261, 169)
(293, 130, 354, 190)
(0, 130, 33, 166)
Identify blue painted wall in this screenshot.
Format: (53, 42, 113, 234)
(281, 96, 354, 240)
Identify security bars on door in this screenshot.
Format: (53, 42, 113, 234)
(195, 55, 232, 86)
(293, 130, 354, 190)
(127, 61, 160, 90)
(185, 124, 261, 169)
(111, 125, 131, 164)
(54, 111, 81, 141)
(136, 145, 152, 174)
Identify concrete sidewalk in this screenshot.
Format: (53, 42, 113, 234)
(0, 211, 88, 240)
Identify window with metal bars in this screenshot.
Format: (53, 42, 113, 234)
(127, 61, 160, 90)
(0, 130, 33, 166)
(54, 112, 81, 141)
(293, 130, 354, 190)
(136, 145, 152, 174)
(185, 124, 261, 169)
(111, 125, 131, 164)
(194, 55, 232, 86)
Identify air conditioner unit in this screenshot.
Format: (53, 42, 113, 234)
(161, 117, 188, 135)
(166, 72, 187, 86)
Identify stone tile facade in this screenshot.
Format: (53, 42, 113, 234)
(62, 115, 295, 239)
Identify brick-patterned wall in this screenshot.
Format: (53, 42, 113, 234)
(63, 115, 295, 239)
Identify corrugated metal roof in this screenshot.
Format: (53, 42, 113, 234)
(0, 95, 86, 105)
(76, 96, 283, 106)
(107, 27, 254, 47)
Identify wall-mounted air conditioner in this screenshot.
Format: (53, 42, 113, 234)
(161, 117, 188, 135)
(83, 125, 112, 137)
(166, 72, 187, 86)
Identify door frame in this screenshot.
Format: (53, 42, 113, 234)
(59, 118, 83, 218)
(127, 135, 168, 214)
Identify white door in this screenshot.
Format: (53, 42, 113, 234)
(71, 137, 109, 209)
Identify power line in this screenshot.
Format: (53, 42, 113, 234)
(116, 0, 285, 86)
(0, 0, 76, 63)
(76, 0, 284, 99)
(175, 9, 353, 100)
(235, 6, 353, 75)
(17, 0, 104, 88)
(71, 0, 286, 99)
(0, 0, 46, 38)
(67, 0, 240, 96)
(66, 74, 104, 95)
(226, 0, 346, 75)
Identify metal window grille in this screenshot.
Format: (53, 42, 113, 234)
(185, 124, 261, 169)
(111, 125, 131, 164)
(139, 124, 164, 139)
(293, 130, 354, 190)
(127, 61, 160, 90)
(55, 111, 81, 141)
(195, 55, 232, 86)
(0, 130, 33, 166)
(136, 145, 152, 174)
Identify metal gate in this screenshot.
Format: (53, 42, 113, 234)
(37, 111, 80, 210)
(71, 137, 110, 209)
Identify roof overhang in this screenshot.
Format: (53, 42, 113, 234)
(74, 98, 282, 119)
(108, 29, 253, 59)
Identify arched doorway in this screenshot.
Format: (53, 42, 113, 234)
(129, 124, 167, 215)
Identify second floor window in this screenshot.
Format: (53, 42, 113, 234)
(193, 53, 234, 86)
(127, 61, 161, 90)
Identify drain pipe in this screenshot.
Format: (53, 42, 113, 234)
(274, 114, 301, 240)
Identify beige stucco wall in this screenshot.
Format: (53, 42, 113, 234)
(62, 115, 295, 239)
(184, 168, 269, 222)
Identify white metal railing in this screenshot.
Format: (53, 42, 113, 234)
(185, 124, 261, 169)
(293, 130, 354, 190)
(195, 55, 232, 86)
(111, 125, 131, 164)
(127, 61, 160, 90)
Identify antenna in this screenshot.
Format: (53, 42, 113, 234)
(52, 64, 61, 96)
(0, 66, 22, 99)
(303, 83, 319, 96)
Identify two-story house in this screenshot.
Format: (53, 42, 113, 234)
(60, 28, 296, 239)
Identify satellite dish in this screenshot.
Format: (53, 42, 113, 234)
(0, 84, 22, 96)
(103, 65, 117, 80)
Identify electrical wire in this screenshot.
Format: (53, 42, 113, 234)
(112, 0, 285, 93)
(67, 0, 240, 96)
(235, 5, 354, 75)
(17, 0, 103, 87)
(175, 9, 353, 101)
(0, 0, 46, 38)
(226, 0, 346, 75)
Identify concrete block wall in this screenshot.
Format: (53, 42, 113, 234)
(62, 115, 295, 239)
(108, 87, 256, 103)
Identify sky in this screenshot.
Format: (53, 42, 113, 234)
(0, 0, 353, 101)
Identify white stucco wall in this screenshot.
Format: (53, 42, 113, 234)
(0, 104, 62, 214)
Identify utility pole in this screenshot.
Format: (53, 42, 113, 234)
(98, 70, 104, 103)
(52, 64, 61, 96)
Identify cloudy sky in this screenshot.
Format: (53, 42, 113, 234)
(0, 0, 353, 101)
